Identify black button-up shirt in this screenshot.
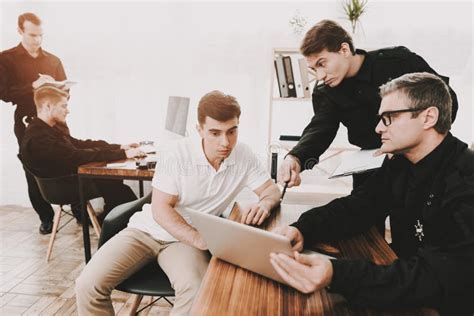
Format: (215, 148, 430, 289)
(291, 134, 474, 313)
(0, 43, 66, 124)
(289, 46, 459, 170)
(20, 118, 125, 178)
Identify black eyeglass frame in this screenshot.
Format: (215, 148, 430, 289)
(377, 107, 426, 126)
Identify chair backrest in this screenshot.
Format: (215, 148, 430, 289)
(19, 155, 100, 206)
(99, 193, 152, 248)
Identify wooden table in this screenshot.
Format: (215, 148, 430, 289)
(77, 159, 154, 262)
(191, 203, 437, 315)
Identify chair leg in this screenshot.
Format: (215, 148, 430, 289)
(46, 206, 62, 262)
(129, 294, 144, 316)
(86, 202, 101, 237)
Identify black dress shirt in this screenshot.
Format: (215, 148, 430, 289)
(20, 118, 126, 178)
(289, 46, 459, 170)
(0, 43, 66, 125)
(291, 134, 474, 314)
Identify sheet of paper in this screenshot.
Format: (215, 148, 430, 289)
(139, 144, 158, 154)
(329, 149, 385, 179)
(106, 161, 136, 168)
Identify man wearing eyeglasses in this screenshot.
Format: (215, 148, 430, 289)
(271, 72, 473, 314)
(278, 20, 458, 191)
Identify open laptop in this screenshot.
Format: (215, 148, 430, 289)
(187, 209, 332, 285)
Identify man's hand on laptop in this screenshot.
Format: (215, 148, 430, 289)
(240, 203, 270, 226)
(269, 251, 333, 294)
(192, 230, 208, 251)
(272, 226, 304, 252)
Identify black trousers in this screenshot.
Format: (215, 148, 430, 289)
(15, 120, 55, 224)
(93, 179, 137, 217)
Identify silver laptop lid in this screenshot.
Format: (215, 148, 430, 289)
(187, 209, 293, 285)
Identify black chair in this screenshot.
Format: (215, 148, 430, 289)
(99, 193, 175, 315)
(20, 158, 103, 262)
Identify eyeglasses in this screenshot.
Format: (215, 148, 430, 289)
(377, 107, 425, 126)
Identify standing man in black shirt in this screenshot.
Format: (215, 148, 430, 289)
(0, 13, 68, 234)
(278, 20, 458, 190)
(271, 73, 473, 314)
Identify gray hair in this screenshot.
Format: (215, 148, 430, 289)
(379, 72, 451, 134)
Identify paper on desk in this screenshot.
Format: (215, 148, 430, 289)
(329, 149, 385, 179)
(139, 144, 158, 154)
(106, 161, 136, 168)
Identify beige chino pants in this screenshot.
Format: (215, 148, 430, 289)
(75, 228, 210, 316)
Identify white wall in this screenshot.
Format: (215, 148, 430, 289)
(1, 1, 472, 205)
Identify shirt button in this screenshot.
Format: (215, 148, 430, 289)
(429, 193, 434, 198)
(427, 201, 432, 206)
(387, 77, 392, 81)
(378, 52, 384, 57)
(358, 90, 362, 95)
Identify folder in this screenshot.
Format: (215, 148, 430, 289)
(283, 56, 297, 97)
(274, 55, 288, 98)
(298, 58, 311, 98)
(290, 55, 304, 98)
(329, 149, 386, 179)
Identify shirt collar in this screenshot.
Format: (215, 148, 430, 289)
(191, 137, 237, 169)
(14, 42, 47, 58)
(407, 133, 454, 178)
(353, 49, 372, 83)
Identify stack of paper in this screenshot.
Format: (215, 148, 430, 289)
(329, 149, 386, 179)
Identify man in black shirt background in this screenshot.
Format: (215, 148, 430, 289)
(271, 73, 473, 314)
(0, 13, 68, 234)
(278, 20, 458, 190)
(20, 86, 144, 224)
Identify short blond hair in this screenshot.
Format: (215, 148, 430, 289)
(33, 86, 69, 110)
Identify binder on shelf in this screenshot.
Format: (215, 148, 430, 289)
(298, 58, 311, 98)
(282, 56, 297, 97)
(274, 55, 288, 98)
(290, 55, 304, 98)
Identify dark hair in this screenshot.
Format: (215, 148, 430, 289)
(18, 12, 42, 30)
(198, 91, 241, 125)
(379, 72, 452, 134)
(300, 19, 355, 56)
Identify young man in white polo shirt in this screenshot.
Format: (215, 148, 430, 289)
(75, 91, 281, 315)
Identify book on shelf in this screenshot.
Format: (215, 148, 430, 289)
(282, 56, 297, 97)
(274, 55, 288, 98)
(298, 58, 311, 98)
(273, 52, 312, 99)
(290, 56, 304, 98)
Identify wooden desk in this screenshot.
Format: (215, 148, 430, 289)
(77, 159, 154, 262)
(191, 203, 437, 315)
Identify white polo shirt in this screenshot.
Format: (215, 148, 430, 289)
(127, 137, 270, 242)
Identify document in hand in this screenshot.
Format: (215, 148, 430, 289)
(329, 149, 386, 179)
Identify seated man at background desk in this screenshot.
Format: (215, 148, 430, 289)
(20, 86, 144, 224)
(75, 90, 281, 315)
(271, 73, 474, 314)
